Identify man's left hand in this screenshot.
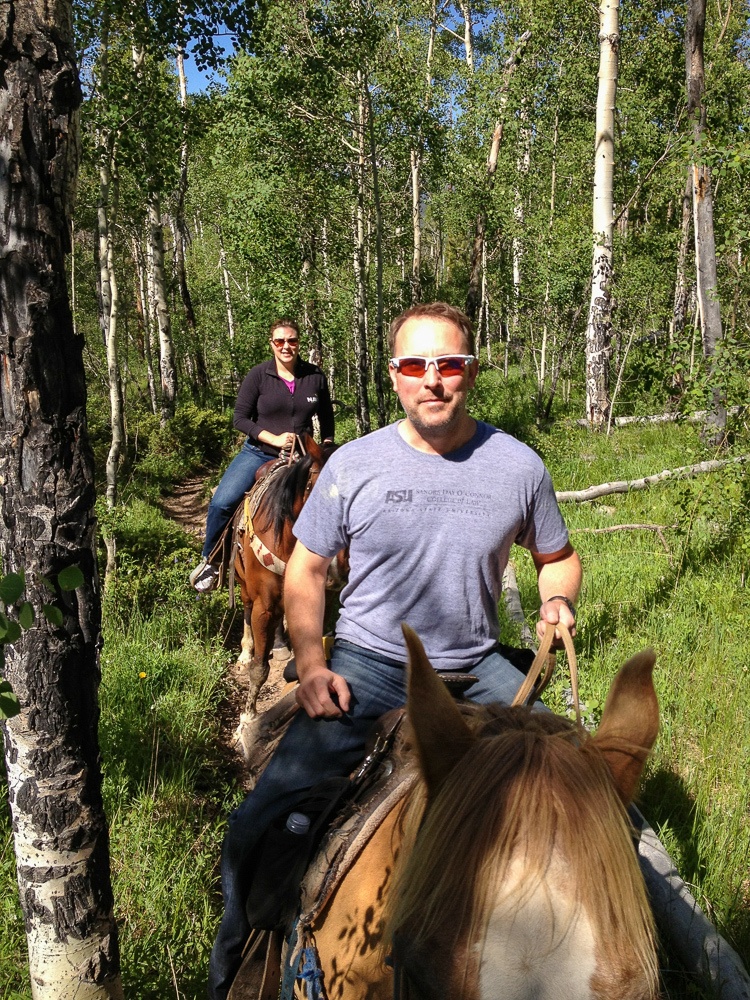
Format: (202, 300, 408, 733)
(537, 596, 576, 646)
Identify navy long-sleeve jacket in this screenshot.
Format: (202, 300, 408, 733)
(233, 359, 335, 456)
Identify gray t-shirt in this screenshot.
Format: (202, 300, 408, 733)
(293, 421, 569, 669)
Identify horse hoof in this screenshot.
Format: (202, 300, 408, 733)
(235, 712, 260, 761)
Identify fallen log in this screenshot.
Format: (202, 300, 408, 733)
(556, 455, 750, 504)
(576, 404, 745, 428)
(632, 807, 750, 999)
(501, 561, 536, 648)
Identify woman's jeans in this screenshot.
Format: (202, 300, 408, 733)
(207, 639, 535, 999)
(202, 441, 271, 558)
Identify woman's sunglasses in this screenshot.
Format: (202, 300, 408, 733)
(389, 355, 475, 378)
(272, 337, 299, 347)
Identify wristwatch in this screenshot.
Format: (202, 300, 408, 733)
(545, 595, 576, 617)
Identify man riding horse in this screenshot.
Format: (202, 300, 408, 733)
(208, 301, 581, 1000)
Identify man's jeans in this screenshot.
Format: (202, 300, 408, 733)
(207, 639, 534, 1000)
(202, 441, 270, 558)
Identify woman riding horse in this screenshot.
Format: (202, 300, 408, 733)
(190, 317, 334, 593)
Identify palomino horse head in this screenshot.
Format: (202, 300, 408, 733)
(389, 625, 660, 1000)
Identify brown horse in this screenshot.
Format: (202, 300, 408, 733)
(233, 435, 337, 721)
(305, 626, 660, 1000)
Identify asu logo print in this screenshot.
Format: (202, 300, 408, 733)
(385, 489, 413, 503)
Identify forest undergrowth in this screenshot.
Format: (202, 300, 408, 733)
(2, 386, 749, 999)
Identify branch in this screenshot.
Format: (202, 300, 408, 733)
(556, 455, 750, 504)
(576, 404, 745, 428)
(614, 133, 681, 226)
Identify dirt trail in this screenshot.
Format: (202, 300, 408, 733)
(159, 473, 291, 785)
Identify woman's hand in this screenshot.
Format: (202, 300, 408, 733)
(260, 430, 295, 451)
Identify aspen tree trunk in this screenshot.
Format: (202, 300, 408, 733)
(409, 0, 437, 304)
(512, 106, 530, 336)
(584, 0, 618, 428)
(0, 3, 123, 996)
(132, 235, 158, 413)
(465, 31, 531, 323)
(540, 105, 560, 402)
(148, 193, 177, 425)
(99, 148, 123, 582)
(364, 77, 387, 427)
(175, 45, 196, 336)
(458, 0, 474, 71)
(95, 144, 115, 352)
(686, 0, 725, 442)
(217, 228, 239, 387)
(352, 83, 371, 436)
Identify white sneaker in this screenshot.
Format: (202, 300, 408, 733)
(189, 560, 219, 592)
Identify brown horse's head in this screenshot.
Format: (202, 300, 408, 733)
(388, 625, 660, 1000)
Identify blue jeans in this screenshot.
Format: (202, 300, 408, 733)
(207, 639, 535, 999)
(203, 441, 271, 558)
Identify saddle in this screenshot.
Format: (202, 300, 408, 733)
(205, 458, 289, 606)
(228, 677, 483, 1000)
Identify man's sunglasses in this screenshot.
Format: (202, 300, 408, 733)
(389, 354, 475, 378)
(272, 337, 299, 347)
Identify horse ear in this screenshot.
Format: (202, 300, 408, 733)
(403, 624, 476, 799)
(305, 434, 324, 464)
(592, 649, 659, 803)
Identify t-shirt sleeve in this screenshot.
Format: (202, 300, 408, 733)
(515, 466, 569, 554)
(293, 459, 348, 557)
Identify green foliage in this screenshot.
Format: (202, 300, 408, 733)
(133, 403, 232, 491)
(97, 499, 236, 998)
(98, 499, 200, 616)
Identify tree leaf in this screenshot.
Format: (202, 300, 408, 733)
(58, 565, 85, 591)
(38, 575, 56, 593)
(19, 602, 34, 630)
(4, 621, 21, 643)
(0, 573, 25, 605)
(43, 605, 64, 627)
(0, 680, 21, 720)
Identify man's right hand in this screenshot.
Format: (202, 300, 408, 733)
(296, 665, 351, 718)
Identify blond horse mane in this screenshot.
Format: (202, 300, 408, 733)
(387, 705, 658, 997)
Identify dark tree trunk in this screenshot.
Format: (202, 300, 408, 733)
(686, 0, 725, 442)
(0, 3, 123, 996)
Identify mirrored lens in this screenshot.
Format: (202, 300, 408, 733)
(397, 356, 468, 377)
(435, 356, 466, 375)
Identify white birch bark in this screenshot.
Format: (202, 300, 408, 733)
(352, 79, 371, 436)
(584, 0, 618, 427)
(148, 192, 177, 424)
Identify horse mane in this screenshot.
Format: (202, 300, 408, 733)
(254, 453, 318, 547)
(387, 705, 658, 996)
(254, 440, 335, 547)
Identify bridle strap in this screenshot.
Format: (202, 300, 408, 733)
(511, 622, 580, 726)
